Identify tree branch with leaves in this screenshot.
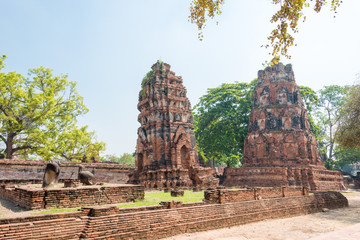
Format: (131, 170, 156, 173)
(189, 0, 342, 60)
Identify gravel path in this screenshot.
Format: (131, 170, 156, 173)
(162, 191, 360, 240)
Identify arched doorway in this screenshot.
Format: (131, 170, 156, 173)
(180, 146, 190, 170)
(137, 153, 144, 172)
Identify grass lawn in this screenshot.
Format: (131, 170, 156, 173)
(31, 207, 80, 215)
(117, 190, 204, 208)
(30, 190, 205, 214)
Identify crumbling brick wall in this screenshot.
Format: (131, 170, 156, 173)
(204, 186, 307, 203)
(0, 184, 144, 210)
(0, 191, 348, 240)
(0, 159, 135, 184)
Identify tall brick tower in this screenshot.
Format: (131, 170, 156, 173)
(223, 63, 344, 191)
(129, 61, 218, 189)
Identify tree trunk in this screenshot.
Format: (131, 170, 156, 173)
(5, 135, 14, 159)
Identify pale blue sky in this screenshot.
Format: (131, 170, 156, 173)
(1, 0, 360, 156)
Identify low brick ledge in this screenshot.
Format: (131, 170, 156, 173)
(0, 191, 348, 240)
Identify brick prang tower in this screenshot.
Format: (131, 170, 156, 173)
(223, 63, 345, 191)
(128, 61, 219, 189)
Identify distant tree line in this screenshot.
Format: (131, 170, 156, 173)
(102, 153, 135, 165)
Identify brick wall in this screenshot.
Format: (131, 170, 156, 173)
(0, 184, 144, 210)
(0, 191, 348, 240)
(204, 186, 307, 203)
(0, 159, 135, 184)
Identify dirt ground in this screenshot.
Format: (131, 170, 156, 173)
(162, 191, 360, 240)
(1, 191, 359, 239)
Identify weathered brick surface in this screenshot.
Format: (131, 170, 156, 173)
(204, 186, 307, 203)
(0, 159, 135, 184)
(0, 191, 348, 240)
(129, 62, 218, 189)
(0, 184, 144, 210)
(223, 63, 345, 191)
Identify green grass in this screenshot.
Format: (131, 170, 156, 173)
(31, 207, 80, 215)
(341, 191, 356, 195)
(29, 190, 204, 214)
(117, 190, 204, 208)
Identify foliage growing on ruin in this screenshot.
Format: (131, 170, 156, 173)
(0, 55, 105, 160)
(139, 70, 155, 101)
(189, 0, 342, 60)
(139, 60, 168, 100)
(139, 70, 154, 100)
(335, 84, 360, 149)
(193, 79, 257, 167)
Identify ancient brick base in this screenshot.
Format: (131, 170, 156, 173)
(0, 184, 144, 210)
(223, 166, 345, 191)
(129, 166, 218, 189)
(0, 191, 347, 240)
(204, 186, 309, 203)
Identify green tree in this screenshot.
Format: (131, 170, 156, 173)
(189, 0, 341, 59)
(0, 55, 102, 160)
(335, 84, 360, 149)
(299, 85, 321, 138)
(193, 80, 257, 167)
(333, 146, 360, 171)
(49, 124, 106, 162)
(103, 153, 135, 165)
(314, 85, 349, 168)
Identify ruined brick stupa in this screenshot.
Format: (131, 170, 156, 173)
(128, 61, 219, 188)
(223, 63, 345, 191)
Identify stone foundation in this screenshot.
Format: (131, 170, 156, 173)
(0, 184, 144, 210)
(0, 191, 348, 239)
(223, 166, 344, 191)
(132, 167, 218, 189)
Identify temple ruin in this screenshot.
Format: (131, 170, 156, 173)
(128, 61, 218, 188)
(223, 63, 345, 191)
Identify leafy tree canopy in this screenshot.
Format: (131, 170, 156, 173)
(335, 84, 360, 149)
(0, 55, 105, 161)
(313, 85, 349, 168)
(49, 124, 105, 162)
(193, 80, 257, 167)
(189, 0, 342, 60)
